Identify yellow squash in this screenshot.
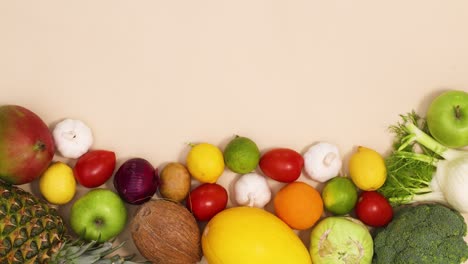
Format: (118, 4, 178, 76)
(202, 206, 312, 264)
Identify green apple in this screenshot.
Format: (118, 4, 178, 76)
(70, 188, 127, 242)
(426, 90, 468, 148)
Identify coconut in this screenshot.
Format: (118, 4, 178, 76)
(131, 199, 202, 264)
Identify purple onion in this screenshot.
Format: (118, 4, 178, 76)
(113, 158, 159, 205)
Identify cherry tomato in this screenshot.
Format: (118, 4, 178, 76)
(74, 150, 116, 188)
(355, 191, 393, 227)
(186, 183, 228, 221)
(259, 148, 304, 182)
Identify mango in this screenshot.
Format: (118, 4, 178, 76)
(0, 105, 55, 185)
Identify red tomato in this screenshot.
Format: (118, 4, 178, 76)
(355, 191, 393, 227)
(259, 148, 304, 182)
(74, 150, 116, 188)
(186, 183, 228, 221)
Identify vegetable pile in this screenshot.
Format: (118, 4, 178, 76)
(0, 89, 467, 264)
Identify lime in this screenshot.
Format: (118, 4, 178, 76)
(348, 146, 387, 191)
(223, 136, 260, 174)
(186, 143, 225, 183)
(39, 162, 76, 205)
(321, 177, 357, 215)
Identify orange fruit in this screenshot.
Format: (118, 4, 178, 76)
(273, 181, 323, 230)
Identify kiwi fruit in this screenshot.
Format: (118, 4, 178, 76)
(159, 162, 191, 202)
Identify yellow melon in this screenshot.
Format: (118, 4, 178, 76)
(202, 206, 312, 264)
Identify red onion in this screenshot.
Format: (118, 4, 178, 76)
(113, 158, 159, 205)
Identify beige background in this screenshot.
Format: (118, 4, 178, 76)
(1, 1, 468, 262)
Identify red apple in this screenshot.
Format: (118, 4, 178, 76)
(0, 105, 55, 185)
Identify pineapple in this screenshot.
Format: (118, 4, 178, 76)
(0, 181, 148, 264)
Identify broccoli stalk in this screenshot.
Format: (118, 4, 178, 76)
(379, 112, 468, 209)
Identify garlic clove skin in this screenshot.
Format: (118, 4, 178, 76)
(53, 119, 93, 159)
(303, 142, 342, 183)
(234, 172, 271, 208)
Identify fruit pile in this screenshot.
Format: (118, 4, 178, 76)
(0, 89, 467, 264)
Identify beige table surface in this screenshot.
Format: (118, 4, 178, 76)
(1, 1, 468, 263)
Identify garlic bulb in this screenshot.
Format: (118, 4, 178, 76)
(303, 142, 342, 182)
(53, 119, 93, 159)
(234, 172, 271, 208)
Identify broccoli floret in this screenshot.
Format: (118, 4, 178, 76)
(372, 203, 468, 264)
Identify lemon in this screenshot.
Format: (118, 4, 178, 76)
(186, 143, 225, 183)
(224, 136, 260, 174)
(348, 146, 387, 191)
(321, 177, 358, 215)
(39, 162, 76, 205)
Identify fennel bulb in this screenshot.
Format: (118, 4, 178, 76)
(379, 112, 468, 212)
